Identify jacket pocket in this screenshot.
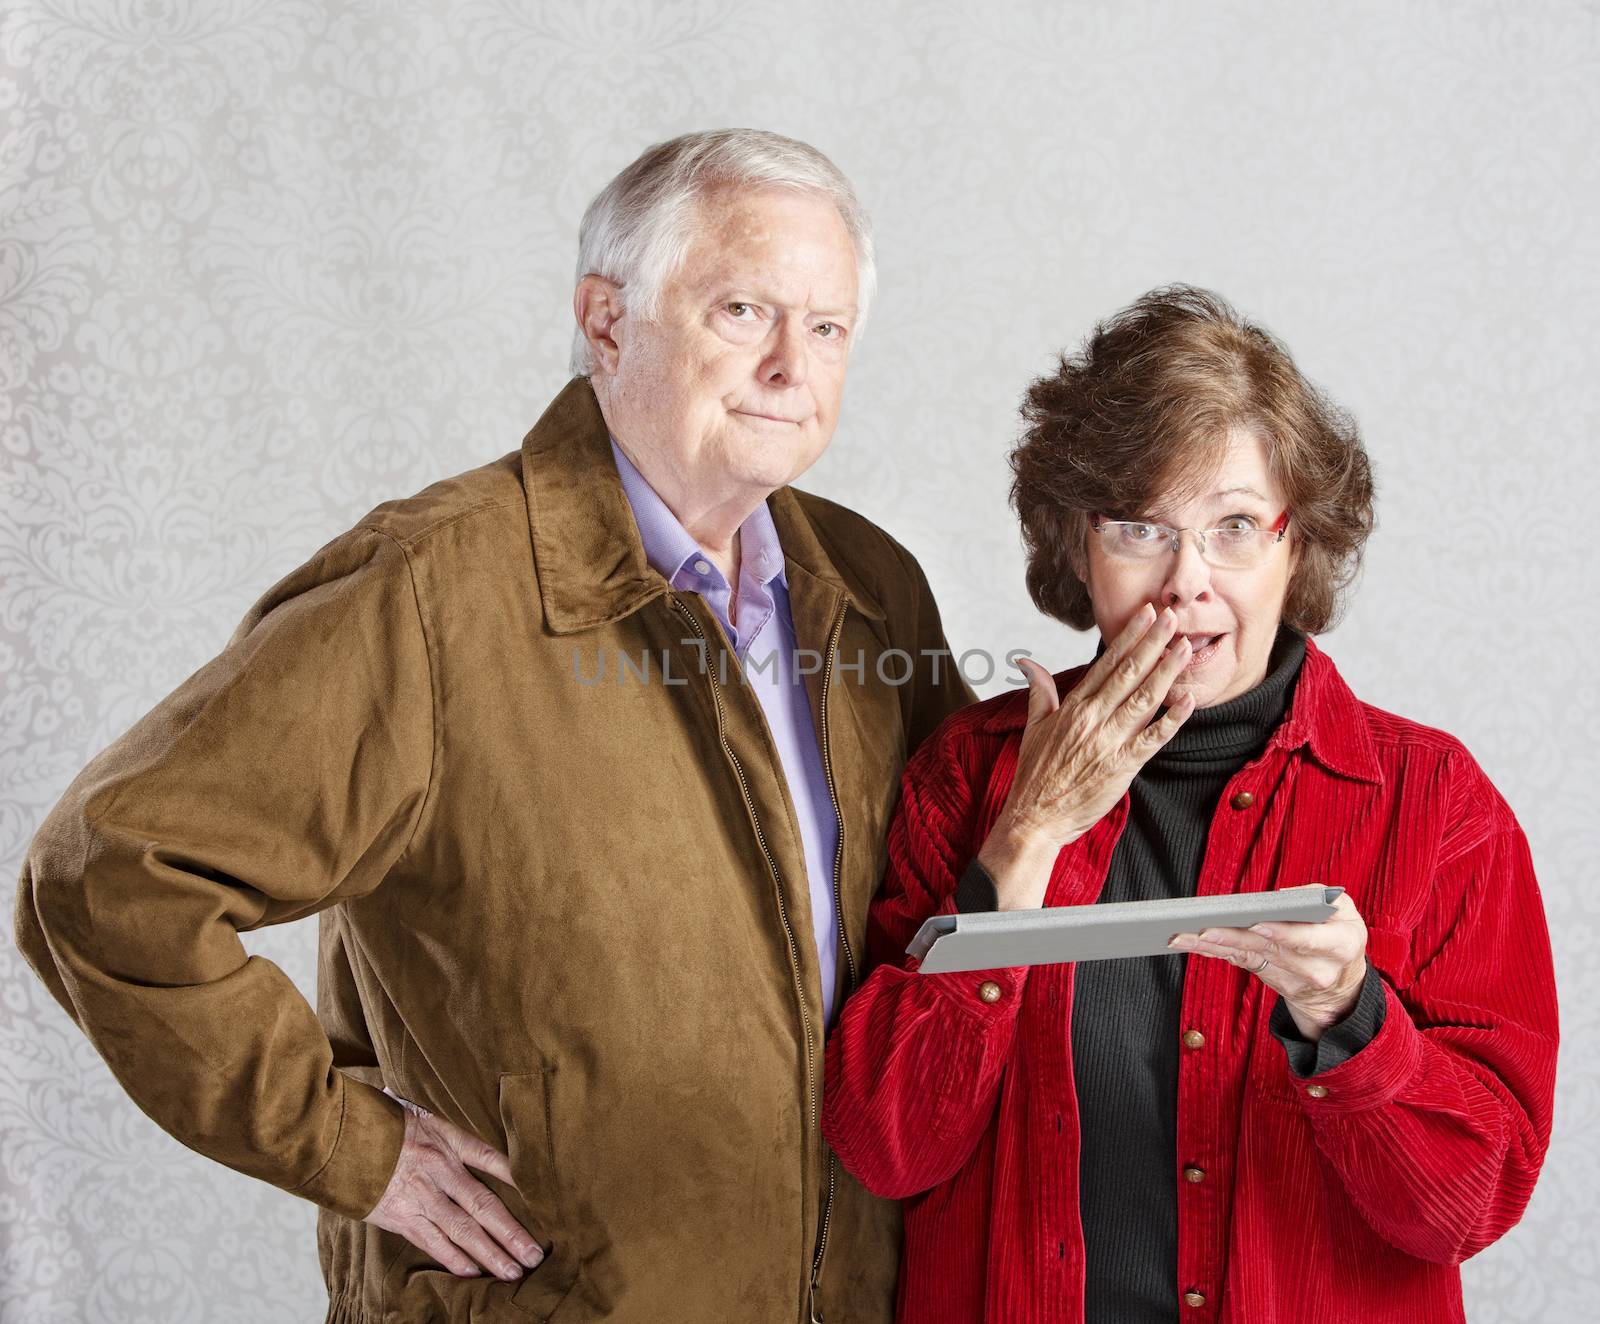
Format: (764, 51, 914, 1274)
(378, 1069, 582, 1321)
(501, 1067, 584, 1320)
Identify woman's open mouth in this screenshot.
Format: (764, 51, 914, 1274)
(1179, 633, 1225, 669)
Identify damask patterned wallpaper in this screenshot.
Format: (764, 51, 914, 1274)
(2, 2, 1595, 1321)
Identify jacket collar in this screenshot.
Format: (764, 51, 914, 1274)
(1265, 634, 1383, 784)
(521, 377, 885, 635)
(976, 630, 1382, 785)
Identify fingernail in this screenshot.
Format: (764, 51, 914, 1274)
(1249, 924, 1270, 935)
(520, 1244, 543, 1268)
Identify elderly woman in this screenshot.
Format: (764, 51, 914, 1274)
(821, 286, 1558, 1324)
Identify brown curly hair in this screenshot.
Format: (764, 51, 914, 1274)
(1010, 285, 1375, 634)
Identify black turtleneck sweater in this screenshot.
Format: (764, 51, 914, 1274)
(955, 625, 1385, 1320)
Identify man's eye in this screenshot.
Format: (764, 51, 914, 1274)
(726, 302, 753, 318)
(813, 322, 844, 339)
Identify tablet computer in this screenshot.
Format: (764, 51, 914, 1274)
(907, 884, 1344, 973)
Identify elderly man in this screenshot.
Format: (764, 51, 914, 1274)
(14, 129, 973, 1322)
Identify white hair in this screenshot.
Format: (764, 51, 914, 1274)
(569, 128, 877, 375)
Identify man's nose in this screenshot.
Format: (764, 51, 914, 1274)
(758, 317, 808, 389)
(1159, 532, 1213, 609)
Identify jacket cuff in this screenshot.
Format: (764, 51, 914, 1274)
(1270, 962, 1388, 1077)
(1282, 979, 1423, 1116)
(290, 1072, 409, 1220)
(916, 859, 1029, 1025)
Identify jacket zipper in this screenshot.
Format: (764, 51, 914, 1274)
(808, 599, 853, 1324)
(669, 594, 824, 1320)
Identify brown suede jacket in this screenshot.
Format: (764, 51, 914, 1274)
(14, 377, 975, 1323)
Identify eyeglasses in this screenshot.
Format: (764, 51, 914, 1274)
(1090, 510, 1291, 570)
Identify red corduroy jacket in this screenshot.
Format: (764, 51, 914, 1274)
(821, 636, 1558, 1324)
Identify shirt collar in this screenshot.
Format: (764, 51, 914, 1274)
(608, 435, 788, 591)
(518, 377, 885, 633)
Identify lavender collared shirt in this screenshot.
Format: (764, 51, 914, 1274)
(609, 437, 842, 1024)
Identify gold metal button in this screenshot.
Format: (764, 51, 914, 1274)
(1182, 1028, 1205, 1049)
(1184, 1291, 1206, 1308)
(978, 980, 1002, 1004)
(1306, 1084, 1328, 1098)
(1230, 791, 1255, 810)
(1183, 1166, 1206, 1184)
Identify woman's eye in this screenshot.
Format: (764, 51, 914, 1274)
(1124, 523, 1161, 542)
(1217, 516, 1258, 534)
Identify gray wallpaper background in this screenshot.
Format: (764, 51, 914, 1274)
(2, 2, 1596, 1320)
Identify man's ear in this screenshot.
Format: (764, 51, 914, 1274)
(573, 275, 625, 377)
